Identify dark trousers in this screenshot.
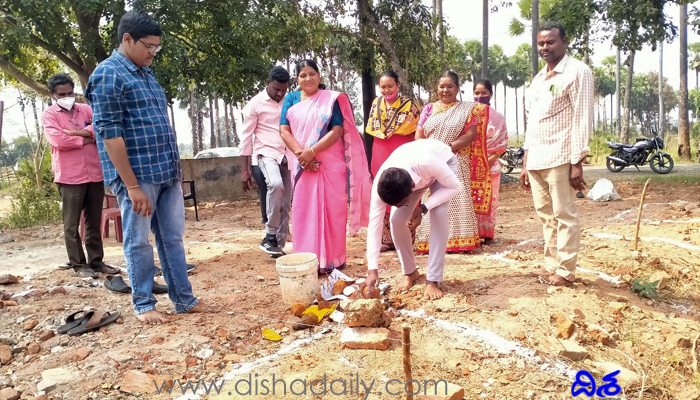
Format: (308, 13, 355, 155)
(58, 181, 105, 268)
(251, 165, 268, 225)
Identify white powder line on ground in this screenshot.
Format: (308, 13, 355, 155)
(610, 209, 634, 220)
(575, 267, 623, 285)
(174, 330, 327, 400)
(516, 238, 540, 246)
(591, 233, 700, 251)
(642, 218, 700, 224)
(401, 309, 578, 380)
(488, 251, 517, 264)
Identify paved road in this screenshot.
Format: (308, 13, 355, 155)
(502, 163, 700, 183)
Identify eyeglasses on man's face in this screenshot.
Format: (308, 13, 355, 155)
(139, 39, 162, 54)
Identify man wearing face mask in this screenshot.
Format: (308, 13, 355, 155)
(42, 73, 119, 278)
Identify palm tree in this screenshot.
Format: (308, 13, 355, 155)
(504, 44, 533, 140)
(679, 2, 691, 160)
(689, 43, 700, 90)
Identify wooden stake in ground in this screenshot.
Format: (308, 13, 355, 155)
(634, 179, 652, 252)
(403, 326, 413, 400)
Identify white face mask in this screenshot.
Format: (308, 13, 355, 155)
(56, 96, 75, 110)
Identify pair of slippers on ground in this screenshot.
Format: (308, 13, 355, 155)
(58, 263, 120, 278)
(57, 309, 121, 336)
(103, 264, 198, 294)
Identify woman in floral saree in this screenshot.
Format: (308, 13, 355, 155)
(415, 71, 491, 254)
(365, 70, 420, 251)
(279, 59, 372, 273)
(473, 79, 508, 241)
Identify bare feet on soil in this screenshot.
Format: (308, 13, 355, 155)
(424, 282, 443, 300)
(135, 309, 170, 324)
(397, 269, 420, 292)
(547, 274, 574, 287)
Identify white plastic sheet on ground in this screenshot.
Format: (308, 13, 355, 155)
(586, 178, 621, 202)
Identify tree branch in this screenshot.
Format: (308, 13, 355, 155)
(0, 58, 51, 97)
(356, 0, 411, 91)
(325, 28, 381, 46)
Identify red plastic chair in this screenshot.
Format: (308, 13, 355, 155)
(80, 193, 123, 243)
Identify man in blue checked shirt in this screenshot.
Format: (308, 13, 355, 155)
(85, 11, 218, 324)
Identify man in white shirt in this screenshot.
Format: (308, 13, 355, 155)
(521, 22, 594, 286)
(365, 140, 461, 300)
(240, 66, 291, 256)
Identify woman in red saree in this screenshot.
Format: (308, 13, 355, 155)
(279, 59, 372, 273)
(415, 71, 491, 254)
(474, 79, 508, 241)
(364, 70, 420, 251)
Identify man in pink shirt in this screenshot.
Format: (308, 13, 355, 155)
(365, 140, 462, 300)
(42, 73, 119, 278)
(240, 66, 290, 257)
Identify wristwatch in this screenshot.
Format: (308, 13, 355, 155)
(419, 204, 428, 215)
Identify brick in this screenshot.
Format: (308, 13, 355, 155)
(555, 339, 588, 361)
(340, 327, 390, 350)
(417, 382, 465, 400)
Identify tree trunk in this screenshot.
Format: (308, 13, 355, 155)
(190, 90, 200, 156)
(515, 87, 519, 142)
(610, 94, 614, 135)
(437, 0, 444, 55)
(679, 2, 691, 160)
(224, 102, 231, 147)
(522, 87, 527, 136)
(503, 84, 507, 120)
(169, 104, 177, 137)
(214, 98, 221, 147)
(30, 98, 44, 190)
(230, 105, 240, 147)
(357, 0, 411, 94)
(209, 97, 216, 149)
(360, 4, 376, 167)
(531, 0, 539, 78)
(482, 0, 488, 78)
(616, 48, 622, 137)
(493, 83, 497, 110)
(621, 50, 635, 143)
(197, 110, 204, 152)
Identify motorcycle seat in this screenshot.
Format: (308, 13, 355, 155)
(607, 141, 634, 149)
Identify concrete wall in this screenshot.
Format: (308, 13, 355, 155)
(181, 157, 256, 202)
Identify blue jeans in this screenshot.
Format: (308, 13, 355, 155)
(112, 178, 198, 314)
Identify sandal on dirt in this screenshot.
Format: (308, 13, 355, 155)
(105, 276, 131, 294)
(91, 264, 120, 275)
(57, 310, 87, 334)
(152, 282, 168, 295)
(67, 310, 121, 336)
(73, 266, 98, 279)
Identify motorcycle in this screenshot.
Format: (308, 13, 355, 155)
(499, 147, 524, 174)
(605, 136, 674, 174)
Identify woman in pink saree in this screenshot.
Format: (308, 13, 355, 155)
(279, 59, 372, 274)
(473, 80, 508, 241)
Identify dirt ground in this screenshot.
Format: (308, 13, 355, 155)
(1, 171, 700, 400)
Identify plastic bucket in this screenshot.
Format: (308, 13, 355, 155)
(275, 252, 319, 305)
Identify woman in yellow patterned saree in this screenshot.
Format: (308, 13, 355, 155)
(415, 71, 491, 254)
(365, 71, 420, 251)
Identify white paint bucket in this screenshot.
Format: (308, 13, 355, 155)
(275, 252, 319, 305)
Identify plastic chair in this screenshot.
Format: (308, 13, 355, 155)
(182, 180, 199, 221)
(80, 193, 123, 243)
